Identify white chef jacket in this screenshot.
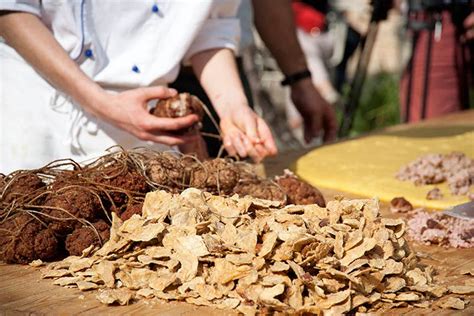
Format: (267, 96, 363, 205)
(0, 0, 241, 174)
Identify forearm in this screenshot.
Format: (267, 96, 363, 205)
(190, 47, 277, 160)
(252, 0, 308, 75)
(0, 12, 106, 115)
(190, 48, 249, 118)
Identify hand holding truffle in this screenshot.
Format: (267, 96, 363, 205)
(151, 92, 277, 162)
(95, 86, 200, 146)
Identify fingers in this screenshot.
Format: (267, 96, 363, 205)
(463, 12, 474, 29)
(240, 111, 260, 143)
(322, 105, 338, 143)
(304, 113, 323, 144)
(463, 13, 474, 41)
(221, 114, 277, 161)
(136, 130, 199, 146)
(242, 135, 266, 162)
(221, 119, 247, 158)
(251, 143, 270, 163)
(229, 132, 248, 158)
(223, 135, 237, 157)
(140, 114, 200, 132)
(256, 118, 278, 156)
(138, 86, 177, 100)
(466, 28, 474, 40)
(222, 133, 247, 158)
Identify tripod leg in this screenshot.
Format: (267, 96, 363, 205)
(338, 22, 379, 137)
(404, 31, 420, 123)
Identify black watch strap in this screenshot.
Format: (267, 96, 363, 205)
(281, 70, 312, 86)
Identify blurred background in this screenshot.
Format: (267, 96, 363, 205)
(243, 0, 474, 151)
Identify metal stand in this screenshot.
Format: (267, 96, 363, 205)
(338, 0, 392, 137)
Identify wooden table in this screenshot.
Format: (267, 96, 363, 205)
(1, 110, 473, 315)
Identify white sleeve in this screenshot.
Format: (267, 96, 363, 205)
(183, 0, 241, 61)
(0, 0, 41, 16)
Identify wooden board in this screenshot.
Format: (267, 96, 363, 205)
(1, 187, 473, 315)
(1, 110, 474, 315)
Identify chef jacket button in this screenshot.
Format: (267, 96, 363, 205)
(132, 65, 140, 73)
(152, 4, 159, 13)
(84, 49, 93, 58)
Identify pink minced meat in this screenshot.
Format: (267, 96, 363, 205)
(396, 152, 474, 196)
(407, 210, 474, 248)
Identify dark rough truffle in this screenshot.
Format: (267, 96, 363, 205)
(1, 173, 45, 204)
(43, 188, 102, 235)
(233, 178, 286, 203)
(0, 214, 59, 264)
(152, 93, 204, 120)
(276, 176, 326, 207)
(120, 202, 144, 221)
(65, 220, 111, 256)
(190, 159, 239, 195)
(93, 167, 148, 206)
(426, 187, 443, 200)
(147, 153, 187, 192)
(151, 93, 204, 134)
(0, 174, 6, 191)
(390, 197, 414, 214)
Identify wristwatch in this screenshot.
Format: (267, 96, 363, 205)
(280, 69, 312, 86)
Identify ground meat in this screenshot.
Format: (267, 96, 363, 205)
(396, 152, 473, 196)
(120, 202, 143, 221)
(43, 188, 102, 235)
(65, 220, 111, 256)
(0, 213, 59, 263)
(275, 174, 326, 207)
(190, 159, 240, 195)
(407, 210, 474, 248)
(233, 178, 287, 203)
(1, 173, 46, 204)
(390, 197, 414, 213)
(426, 187, 443, 200)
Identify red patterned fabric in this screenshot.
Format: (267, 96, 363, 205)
(292, 1, 326, 33)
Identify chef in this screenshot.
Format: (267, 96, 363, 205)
(0, 0, 277, 173)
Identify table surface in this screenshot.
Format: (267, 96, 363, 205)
(1, 110, 473, 315)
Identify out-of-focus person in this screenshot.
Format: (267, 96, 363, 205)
(400, 0, 473, 122)
(172, 0, 338, 157)
(287, 0, 340, 133)
(0, 1, 277, 173)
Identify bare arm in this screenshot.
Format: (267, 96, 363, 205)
(252, 0, 307, 75)
(191, 48, 277, 161)
(251, 0, 337, 142)
(0, 12, 198, 145)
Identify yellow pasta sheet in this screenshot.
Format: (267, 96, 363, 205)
(294, 126, 474, 210)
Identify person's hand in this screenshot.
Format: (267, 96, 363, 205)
(290, 78, 338, 143)
(94, 86, 200, 145)
(464, 12, 474, 41)
(220, 106, 277, 162)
